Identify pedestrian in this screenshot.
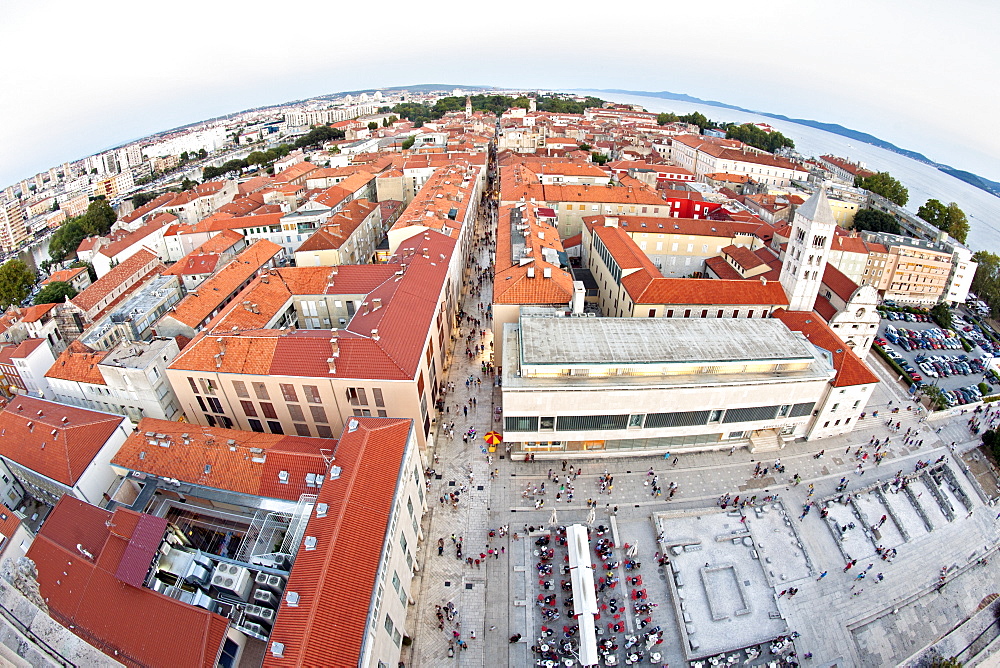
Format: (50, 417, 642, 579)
(817, 571, 827, 580)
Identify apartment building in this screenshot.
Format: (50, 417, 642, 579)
(293, 199, 383, 267)
(0, 198, 28, 252)
(46, 338, 182, 421)
(165, 232, 458, 450)
(0, 339, 55, 399)
(671, 135, 809, 187)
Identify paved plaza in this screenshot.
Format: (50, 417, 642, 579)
(400, 193, 1000, 667)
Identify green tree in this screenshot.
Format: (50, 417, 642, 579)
(922, 385, 948, 411)
(48, 219, 89, 262)
(294, 126, 346, 149)
(945, 202, 969, 243)
(657, 112, 678, 126)
(132, 191, 158, 209)
(246, 151, 269, 168)
(181, 177, 197, 191)
(198, 148, 208, 159)
(930, 303, 954, 330)
(855, 171, 909, 207)
(83, 199, 117, 235)
(69, 260, 97, 282)
(179, 151, 189, 163)
(971, 251, 1000, 317)
(678, 111, 712, 131)
(917, 198, 947, 228)
(591, 151, 609, 166)
(578, 143, 592, 151)
(852, 209, 901, 235)
(0, 260, 36, 308)
(33, 281, 77, 305)
(725, 123, 795, 152)
(367, 121, 379, 132)
(401, 136, 416, 150)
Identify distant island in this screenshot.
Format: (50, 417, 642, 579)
(591, 88, 1000, 201)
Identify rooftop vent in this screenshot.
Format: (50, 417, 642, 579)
(270, 642, 284, 658)
(304, 536, 317, 551)
(347, 419, 358, 433)
(286, 592, 299, 607)
(278, 470, 289, 484)
(316, 503, 328, 518)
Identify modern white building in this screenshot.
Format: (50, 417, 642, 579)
(500, 313, 856, 457)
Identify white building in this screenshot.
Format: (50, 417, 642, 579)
(500, 313, 876, 458)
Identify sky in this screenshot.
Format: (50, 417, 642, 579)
(2, 0, 998, 188)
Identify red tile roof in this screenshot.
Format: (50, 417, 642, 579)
(296, 199, 379, 253)
(265, 417, 413, 667)
(162, 253, 221, 276)
(113, 418, 334, 502)
(19, 302, 57, 323)
(72, 249, 163, 313)
(722, 244, 768, 272)
(119, 193, 178, 224)
(0, 396, 124, 487)
(41, 267, 86, 286)
(705, 256, 744, 280)
(773, 310, 879, 387)
(494, 204, 574, 305)
(822, 263, 860, 302)
(45, 340, 108, 385)
(27, 496, 228, 668)
(97, 215, 173, 259)
(166, 240, 283, 328)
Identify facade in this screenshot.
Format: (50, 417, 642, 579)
(293, 199, 383, 267)
(265, 417, 424, 668)
(778, 189, 837, 312)
(0, 338, 56, 399)
(501, 315, 837, 457)
(671, 135, 810, 186)
(0, 396, 130, 507)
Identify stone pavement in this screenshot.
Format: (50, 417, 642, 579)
(400, 165, 1000, 666)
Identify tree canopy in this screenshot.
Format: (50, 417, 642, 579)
(724, 123, 795, 152)
(48, 199, 118, 263)
(855, 171, 909, 207)
(657, 112, 678, 126)
(852, 208, 901, 235)
(917, 199, 969, 243)
(0, 260, 36, 309)
(391, 94, 605, 126)
(34, 281, 77, 305)
(293, 126, 345, 149)
(971, 250, 1000, 317)
(131, 191, 159, 209)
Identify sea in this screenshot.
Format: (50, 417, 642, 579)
(579, 90, 1000, 253)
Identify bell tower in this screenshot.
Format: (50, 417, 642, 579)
(779, 188, 838, 312)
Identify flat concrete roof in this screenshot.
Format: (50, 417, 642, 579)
(519, 316, 816, 366)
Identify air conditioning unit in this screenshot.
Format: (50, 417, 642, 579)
(212, 563, 253, 601)
(251, 554, 290, 570)
(254, 589, 280, 608)
(240, 622, 267, 639)
(255, 571, 286, 594)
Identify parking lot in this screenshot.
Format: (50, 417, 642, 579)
(875, 310, 994, 406)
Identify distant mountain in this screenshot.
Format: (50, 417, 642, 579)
(590, 88, 1000, 200)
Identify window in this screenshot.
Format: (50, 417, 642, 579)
(505, 416, 539, 431)
(384, 614, 395, 635)
(378, 410, 388, 417)
(233, 380, 249, 398)
(666, 309, 673, 317)
(708, 409, 724, 423)
(310, 405, 328, 423)
(648, 309, 656, 317)
(207, 397, 223, 413)
(831, 403, 839, 412)
(261, 403, 278, 419)
(280, 384, 298, 402)
(267, 421, 284, 434)
(204, 414, 216, 427)
(347, 387, 368, 406)
(684, 309, 691, 318)
(701, 309, 708, 318)
(188, 377, 199, 394)
(288, 404, 305, 421)
(628, 414, 644, 428)
(252, 382, 269, 400)
(248, 419, 264, 432)
(540, 416, 555, 431)
(196, 396, 207, 412)
(354, 408, 372, 417)
(241, 401, 257, 417)
(198, 379, 217, 395)
(294, 423, 311, 436)
(304, 385, 322, 403)
(219, 416, 234, 429)
(373, 388, 385, 407)
(316, 424, 333, 438)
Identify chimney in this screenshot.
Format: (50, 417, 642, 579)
(371, 329, 380, 341)
(327, 357, 337, 374)
(330, 338, 339, 357)
(760, 277, 767, 285)
(527, 268, 535, 278)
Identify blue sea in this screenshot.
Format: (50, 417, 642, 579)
(580, 91, 1000, 253)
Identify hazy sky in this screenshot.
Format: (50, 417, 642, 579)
(2, 0, 998, 187)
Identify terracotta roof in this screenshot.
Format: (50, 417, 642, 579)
(41, 267, 86, 286)
(27, 496, 228, 668)
(193, 229, 245, 255)
(722, 244, 767, 271)
(822, 263, 860, 302)
(813, 295, 838, 322)
(3, 338, 47, 360)
(705, 256, 744, 280)
(0, 396, 124, 487)
(19, 302, 57, 323)
(97, 215, 172, 259)
(113, 418, 334, 502)
(772, 310, 879, 387)
(72, 249, 162, 313)
(165, 180, 229, 207)
(494, 204, 574, 306)
(628, 276, 788, 307)
(161, 253, 221, 276)
(45, 341, 108, 384)
(166, 240, 283, 328)
(610, 215, 734, 238)
(265, 417, 413, 667)
(296, 199, 379, 253)
(120, 193, 178, 224)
